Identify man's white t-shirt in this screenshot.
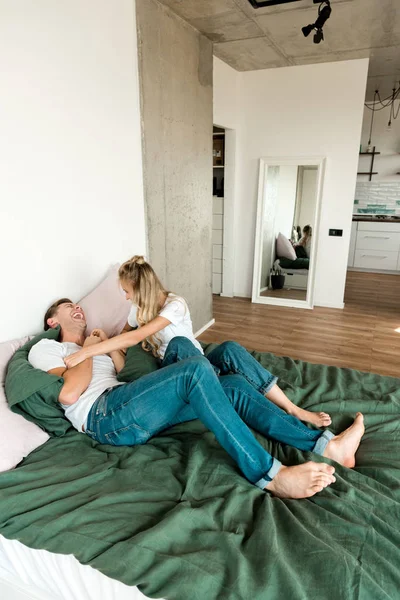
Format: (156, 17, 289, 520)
(28, 340, 122, 432)
(128, 294, 203, 359)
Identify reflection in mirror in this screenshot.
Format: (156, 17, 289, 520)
(252, 158, 323, 309)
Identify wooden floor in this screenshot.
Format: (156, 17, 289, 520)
(260, 288, 307, 301)
(199, 271, 400, 378)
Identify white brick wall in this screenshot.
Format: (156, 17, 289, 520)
(354, 182, 400, 214)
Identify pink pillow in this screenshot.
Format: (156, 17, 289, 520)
(78, 265, 131, 338)
(0, 336, 49, 472)
(276, 232, 296, 261)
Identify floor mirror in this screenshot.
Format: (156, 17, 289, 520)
(251, 157, 325, 309)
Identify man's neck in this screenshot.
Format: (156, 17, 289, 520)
(60, 328, 86, 346)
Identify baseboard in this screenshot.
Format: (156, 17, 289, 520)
(315, 302, 345, 309)
(348, 267, 400, 275)
(233, 293, 251, 299)
(194, 319, 215, 338)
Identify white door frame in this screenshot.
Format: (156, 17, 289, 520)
(213, 124, 235, 297)
(251, 156, 326, 310)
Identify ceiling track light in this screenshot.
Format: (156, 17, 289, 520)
(302, 1, 332, 44)
(247, 0, 301, 7)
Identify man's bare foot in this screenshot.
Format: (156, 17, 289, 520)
(265, 462, 336, 499)
(294, 408, 332, 428)
(323, 412, 364, 468)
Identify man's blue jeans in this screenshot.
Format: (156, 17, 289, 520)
(86, 340, 333, 489)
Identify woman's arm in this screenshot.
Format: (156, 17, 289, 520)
(90, 328, 126, 373)
(65, 316, 171, 368)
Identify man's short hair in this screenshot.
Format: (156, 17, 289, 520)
(43, 298, 73, 331)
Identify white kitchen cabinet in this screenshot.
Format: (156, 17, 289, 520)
(356, 230, 400, 252)
(350, 220, 400, 273)
(354, 249, 399, 270)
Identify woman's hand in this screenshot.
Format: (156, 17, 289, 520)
(65, 349, 89, 369)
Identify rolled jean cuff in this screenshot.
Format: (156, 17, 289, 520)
(313, 429, 335, 456)
(260, 375, 278, 395)
(254, 457, 282, 489)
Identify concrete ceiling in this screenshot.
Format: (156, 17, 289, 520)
(157, 0, 400, 100)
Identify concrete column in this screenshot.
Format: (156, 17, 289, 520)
(136, 0, 213, 331)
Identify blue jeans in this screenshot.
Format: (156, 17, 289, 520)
(162, 337, 279, 393)
(86, 349, 333, 489)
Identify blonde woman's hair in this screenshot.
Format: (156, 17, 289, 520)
(119, 256, 171, 357)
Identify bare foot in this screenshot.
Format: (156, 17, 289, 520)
(294, 408, 332, 428)
(265, 462, 336, 499)
(323, 412, 364, 468)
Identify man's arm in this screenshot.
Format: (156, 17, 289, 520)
(48, 334, 103, 405)
(48, 359, 93, 406)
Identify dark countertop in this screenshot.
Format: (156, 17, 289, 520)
(352, 216, 400, 223)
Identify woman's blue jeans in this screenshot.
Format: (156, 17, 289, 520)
(86, 339, 333, 489)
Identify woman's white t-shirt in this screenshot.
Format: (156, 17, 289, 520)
(127, 294, 204, 359)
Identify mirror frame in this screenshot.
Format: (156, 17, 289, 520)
(251, 156, 325, 310)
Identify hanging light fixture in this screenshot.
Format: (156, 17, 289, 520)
(365, 83, 400, 143)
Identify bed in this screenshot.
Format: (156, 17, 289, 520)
(1, 342, 400, 600)
(0, 534, 152, 600)
(274, 258, 309, 290)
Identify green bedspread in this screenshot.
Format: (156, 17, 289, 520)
(0, 347, 399, 600)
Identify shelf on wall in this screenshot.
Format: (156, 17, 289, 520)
(358, 147, 379, 181)
(213, 165, 224, 168)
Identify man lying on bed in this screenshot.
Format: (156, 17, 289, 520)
(28, 299, 365, 500)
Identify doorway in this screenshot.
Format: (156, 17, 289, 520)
(212, 125, 235, 297)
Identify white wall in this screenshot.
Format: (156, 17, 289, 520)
(0, 0, 146, 341)
(213, 57, 239, 131)
(298, 168, 318, 231)
(212, 58, 240, 298)
(275, 165, 298, 239)
(214, 57, 368, 307)
(358, 100, 400, 181)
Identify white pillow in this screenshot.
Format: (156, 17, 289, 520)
(78, 264, 131, 338)
(276, 232, 296, 261)
(0, 336, 49, 472)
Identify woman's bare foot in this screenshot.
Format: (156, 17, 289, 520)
(265, 463, 336, 499)
(323, 412, 364, 468)
(294, 408, 332, 428)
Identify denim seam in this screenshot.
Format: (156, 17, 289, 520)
(214, 355, 275, 396)
(222, 386, 318, 440)
(260, 376, 278, 395)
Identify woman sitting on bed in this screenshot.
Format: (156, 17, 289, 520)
(295, 225, 312, 259)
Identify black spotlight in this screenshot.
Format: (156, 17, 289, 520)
(302, 0, 332, 44)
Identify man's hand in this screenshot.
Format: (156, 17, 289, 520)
(91, 328, 108, 341)
(83, 333, 103, 347)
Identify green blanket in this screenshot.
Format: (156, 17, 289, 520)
(1, 347, 399, 600)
